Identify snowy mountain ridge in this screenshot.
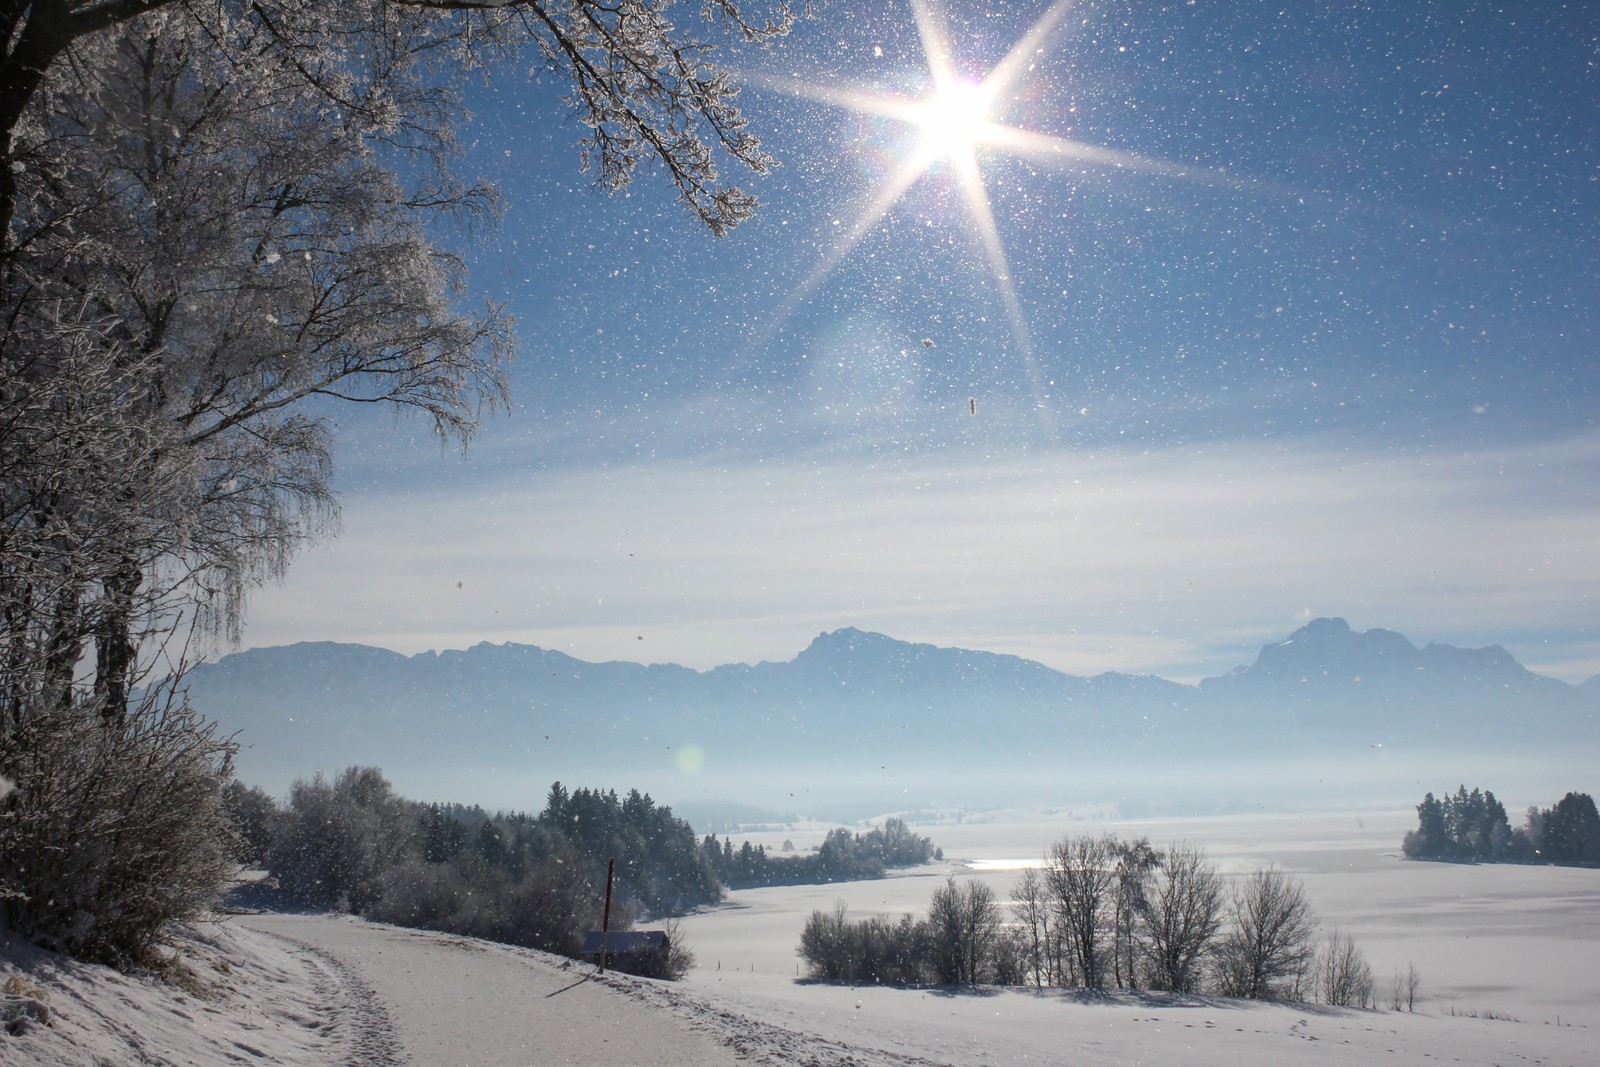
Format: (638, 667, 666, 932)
(184, 618, 1596, 813)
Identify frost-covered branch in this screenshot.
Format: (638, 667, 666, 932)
(0, 0, 797, 247)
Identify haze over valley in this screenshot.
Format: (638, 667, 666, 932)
(194, 617, 1597, 819)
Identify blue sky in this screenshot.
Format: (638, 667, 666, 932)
(244, 1, 1598, 683)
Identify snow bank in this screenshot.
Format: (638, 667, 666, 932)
(0, 920, 368, 1066)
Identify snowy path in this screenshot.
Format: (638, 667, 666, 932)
(234, 920, 404, 1065)
(237, 913, 751, 1067)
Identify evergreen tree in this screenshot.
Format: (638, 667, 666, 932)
(476, 822, 509, 869)
(1479, 791, 1515, 860)
(1536, 792, 1600, 864)
(545, 782, 569, 825)
(1403, 792, 1450, 858)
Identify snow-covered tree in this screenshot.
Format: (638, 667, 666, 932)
(0, 0, 795, 247)
(4, 9, 513, 727)
(1110, 836, 1160, 989)
(1315, 928, 1374, 1008)
(1141, 841, 1224, 994)
(926, 875, 999, 985)
(1214, 867, 1319, 1001)
(1045, 833, 1118, 989)
(273, 767, 414, 912)
(1011, 865, 1052, 988)
(1, 0, 792, 964)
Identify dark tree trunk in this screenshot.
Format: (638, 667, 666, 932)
(93, 555, 142, 726)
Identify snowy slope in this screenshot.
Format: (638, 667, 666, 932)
(4, 908, 1595, 1067)
(0, 919, 387, 1066)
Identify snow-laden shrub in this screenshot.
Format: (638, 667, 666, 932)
(0, 690, 235, 967)
(221, 781, 284, 866)
(798, 902, 932, 985)
(271, 768, 412, 912)
(498, 853, 612, 956)
(370, 860, 475, 931)
(368, 849, 610, 958)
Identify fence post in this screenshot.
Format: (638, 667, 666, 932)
(598, 858, 615, 974)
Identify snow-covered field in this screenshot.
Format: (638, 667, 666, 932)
(3, 810, 1597, 1066)
(683, 810, 1600, 1028)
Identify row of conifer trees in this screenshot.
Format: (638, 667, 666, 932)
(1402, 786, 1600, 864)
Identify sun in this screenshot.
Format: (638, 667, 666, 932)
(910, 79, 998, 162)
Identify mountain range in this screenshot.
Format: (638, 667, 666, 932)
(187, 618, 1597, 818)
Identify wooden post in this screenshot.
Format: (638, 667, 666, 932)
(598, 857, 615, 974)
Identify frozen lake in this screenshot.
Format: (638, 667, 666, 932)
(678, 809, 1600, 1030)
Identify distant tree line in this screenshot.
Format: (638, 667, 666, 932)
(225, 771, 719, 962)
(798, 833, 1378, 1008)
(224, 770, 943, 969)
(1402, 786, 1600, 865)
(704, 818, 938, 887)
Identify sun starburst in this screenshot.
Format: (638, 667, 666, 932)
(751, 0, 1245, 425)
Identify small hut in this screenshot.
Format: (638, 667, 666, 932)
(579, 930, 671, 978)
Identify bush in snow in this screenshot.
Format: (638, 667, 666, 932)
(798, 882, 1021, 988)
(222, 780, 284, 867)
(368, 848, 614, 958)
(659, 917, 697, 981)
(0, 688, 235, 967)
(1316, 928, 1375, 1008)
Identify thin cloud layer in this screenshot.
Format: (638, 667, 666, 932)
(245, 429, 1600, 683)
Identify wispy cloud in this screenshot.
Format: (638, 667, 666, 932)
(243, 428, 1600, 683)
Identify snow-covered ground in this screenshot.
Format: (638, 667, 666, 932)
(0, 914, 752, 1067)
(3, 810, 1597, 1066)
(682, 810, 1600, 1029)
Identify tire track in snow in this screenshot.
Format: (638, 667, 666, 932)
(249, 927, 403, 1066)
(598, 971, 952, 1067)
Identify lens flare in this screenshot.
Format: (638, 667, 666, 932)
(675, 743, 707, 775)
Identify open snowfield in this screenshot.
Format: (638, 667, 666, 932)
(683, 810, 1600, 1028)
(3, 810, 1597, 1065)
